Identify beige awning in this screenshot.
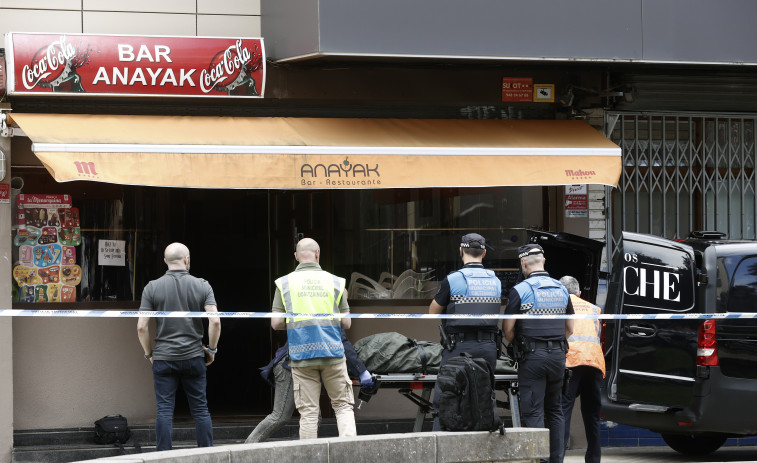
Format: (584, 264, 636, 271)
(9, 113, 621, 189)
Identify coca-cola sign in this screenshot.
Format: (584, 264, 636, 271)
(5, 33, 265, 98)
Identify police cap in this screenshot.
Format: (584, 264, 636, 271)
(518, 243, 544, 259)
(460, 233, 487, 250)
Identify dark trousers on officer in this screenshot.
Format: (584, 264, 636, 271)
(562, 365, 602, 463)
(432, 330, 497, 431)
(518, 344, 566, 463)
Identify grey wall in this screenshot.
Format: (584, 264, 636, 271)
(263, 0, 757, 65)
(1, 135, 13, 463)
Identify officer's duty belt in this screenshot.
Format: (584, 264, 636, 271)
(448, 330, 497, 342)
(527, 340, 566, 351)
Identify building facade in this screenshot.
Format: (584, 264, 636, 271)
(1, 1, 757, 461)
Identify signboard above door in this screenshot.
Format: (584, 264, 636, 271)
(5, 32, 265, 98)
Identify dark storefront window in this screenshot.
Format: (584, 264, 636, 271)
(11, 177, 545, 307)
(330, 187, 545, 300)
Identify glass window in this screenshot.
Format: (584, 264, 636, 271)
(725, 255, 757, 313)
(11, 178, 546, 305)
(330, 186, 545, 300)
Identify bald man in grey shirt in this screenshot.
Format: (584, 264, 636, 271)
(137, 242, 221, 451)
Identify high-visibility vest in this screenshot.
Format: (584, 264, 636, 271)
(566, 294, 606, 377)
(275, 270, 346, 362)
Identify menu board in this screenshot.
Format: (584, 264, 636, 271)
(13, 194, 81, 302)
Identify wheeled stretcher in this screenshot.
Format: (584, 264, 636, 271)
(359, 372, 520, 432)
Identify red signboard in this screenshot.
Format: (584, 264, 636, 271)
(501, 77, 533, 102)
(5, 32, 265, 98)
(0, 54, 6, 96)
(565, 184, 588, 218)
(0, 184, 9, 204)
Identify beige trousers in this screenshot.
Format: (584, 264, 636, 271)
(290, 358, 356, 439)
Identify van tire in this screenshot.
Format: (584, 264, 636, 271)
(661, 433, 728, 456)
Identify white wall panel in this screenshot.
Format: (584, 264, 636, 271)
(197, 14, 261, 37)
(83, 11, 196, 35)
(0, 9, 82, 36)
(82, 0, 195, 14)
(198, 0, 260, 15)
(0, 0, 80, 9)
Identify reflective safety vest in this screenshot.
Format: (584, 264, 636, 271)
(566, 294, 606, 377)
(444, 266, 502, 331)
(275, 270, 346, 362)
(513, 275, 569, 341)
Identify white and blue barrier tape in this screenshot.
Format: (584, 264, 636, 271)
(0, 309, 755, 320)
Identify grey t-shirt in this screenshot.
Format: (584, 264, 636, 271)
(140, 270, 217, 361)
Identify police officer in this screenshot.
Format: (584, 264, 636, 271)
(429, 233, 502, 430)
(503, 244, 574, 463)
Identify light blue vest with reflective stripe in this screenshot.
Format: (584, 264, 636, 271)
(275, 270, 345, 362)
(513, 275, 569, 340)
(445, 266, 502, 330)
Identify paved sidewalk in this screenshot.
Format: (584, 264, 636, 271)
(564, 446, 757, 463)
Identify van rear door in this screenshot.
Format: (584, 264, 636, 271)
(713, 249, 757, 380)
(527, 230, 604, 304)
(608, 232, 698, 407)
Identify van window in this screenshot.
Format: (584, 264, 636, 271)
(726, 256, 757, 313)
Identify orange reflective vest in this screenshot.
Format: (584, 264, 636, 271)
(565, 294, 606, 377)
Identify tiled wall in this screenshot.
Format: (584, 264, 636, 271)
(0, 0, 261, 38)
(601, 421, 757, 448)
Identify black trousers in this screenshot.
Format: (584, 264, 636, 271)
(431, 338, 497, 431)
(562, 365, 602, 463)
(518, 347, 566, 463)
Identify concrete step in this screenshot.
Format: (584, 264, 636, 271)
(12, 419, 433, 463)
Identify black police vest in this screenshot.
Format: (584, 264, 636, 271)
(513, 275, 569, 341)
(444, 267, 502, 331)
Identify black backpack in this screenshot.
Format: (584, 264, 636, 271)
(94, 414, 139, 453)
(437, 353, 505, 434)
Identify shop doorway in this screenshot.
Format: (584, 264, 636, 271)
(150, 189, 338, 420)
(177, 189, 274, 419)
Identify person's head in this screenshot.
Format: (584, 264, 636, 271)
(459, 233, 487, 263)
(559, 275, 581, 296)
(295, 238, 320, 263)
(518, 243, 545, 277)
(164, 242, 190, 270)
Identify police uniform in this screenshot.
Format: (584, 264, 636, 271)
(432, 233, 502, 430)
(505, 244, 573, 463)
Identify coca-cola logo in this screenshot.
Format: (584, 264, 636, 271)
(21, 36, 90, 91)
(200, 40, 261, 94)
(22, 37, 76, 89)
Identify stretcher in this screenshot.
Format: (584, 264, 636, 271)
(360, 373, 520, 432)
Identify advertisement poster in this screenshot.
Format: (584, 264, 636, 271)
(565, 184, 588, 218)
(0, 184, 9, 204)
(13, 194, 81, 302)
(6, 32, 265, 98)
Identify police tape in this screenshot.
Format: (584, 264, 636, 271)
(0, 309, 755, 320)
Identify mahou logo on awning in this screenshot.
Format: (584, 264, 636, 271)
(7, 33, 265, 98)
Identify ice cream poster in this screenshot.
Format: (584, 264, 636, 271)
(13, 194, 81, 302)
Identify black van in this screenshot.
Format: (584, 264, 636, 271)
(600, 231, 757, 455)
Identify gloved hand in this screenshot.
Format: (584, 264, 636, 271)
(359, 370, 374, 387)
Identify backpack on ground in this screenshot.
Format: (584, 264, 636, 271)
(436, 353, 505, 434)
(94, 414, 140, 454)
